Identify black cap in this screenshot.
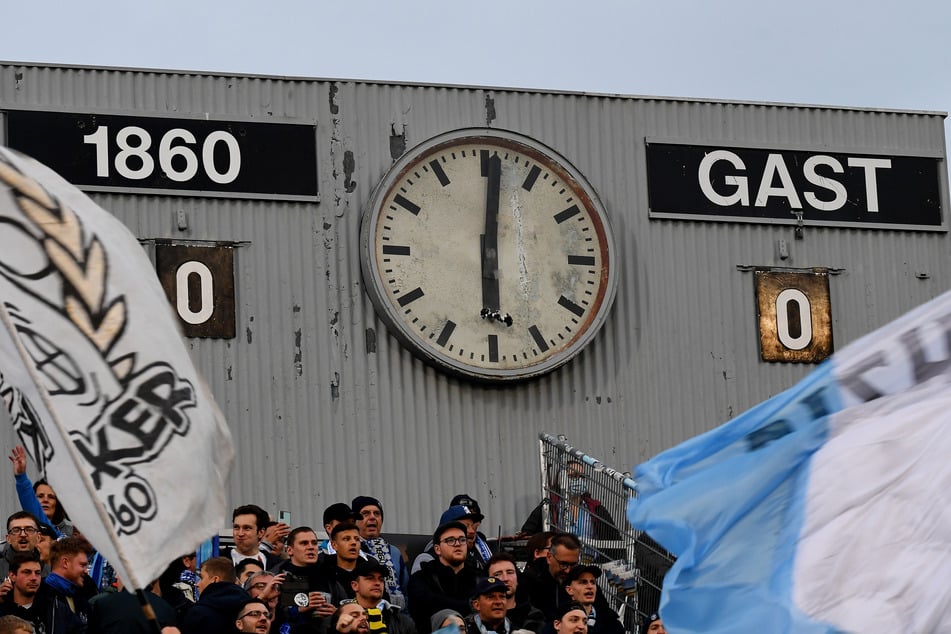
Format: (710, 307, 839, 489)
(323, 502, 356, 526)
(563, 564, 602, 584)
(554, 601, 588, 621)
(642, 612, 662, 629)
(354, 558, 389, 578)
(433, 521, 467, 544)
(450, 494, 481, 516)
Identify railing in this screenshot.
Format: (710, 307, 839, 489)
(535, 433, 674, 633)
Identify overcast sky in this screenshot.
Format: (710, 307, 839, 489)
(2, 1, 950, 120)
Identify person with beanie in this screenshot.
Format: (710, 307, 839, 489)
(641, 613, 666, 634)
(352, 496, 410, 608)
(430, 609, 464, 632)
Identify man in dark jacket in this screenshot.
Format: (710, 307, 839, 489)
(269, 526, 338, 632)
(87, 577, 178, 633)
(350, 559, 416, 634)
(32, 537, 96, 634)
(0, 552, 43, 629)
(519, 534, 611, 622)
(461, 577, 509, 634)
(181, 556, 249, 634)
(408, 522, 481, 634)
(486, 553, 544, 633)
(559, 565, 621, 634)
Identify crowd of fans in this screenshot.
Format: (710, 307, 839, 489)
(0, 447, 666, 634)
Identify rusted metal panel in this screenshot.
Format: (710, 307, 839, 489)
(755, 269, 833, 363)
(0, 62, 948, 537)
(156, 243, 236, 339)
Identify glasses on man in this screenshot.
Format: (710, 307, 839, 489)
(238, 610, 272, 619)
(551, 556, 579, 570)
(440, 536, 466, 546)
(7, 527, 38, 536)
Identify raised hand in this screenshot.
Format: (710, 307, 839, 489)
(8, 445, 26, 476)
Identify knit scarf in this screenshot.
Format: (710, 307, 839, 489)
(474, 536, 492, 564)
(367, 607, 388, 633)
(44, 572, 78, 596)
(365, 538, 401, 600)
(473, 614, 510, 634)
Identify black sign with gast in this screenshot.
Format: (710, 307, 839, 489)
(647, 142, 942, 227)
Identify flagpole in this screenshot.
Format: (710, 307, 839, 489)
(135, 588, 167, 634)
(0, 300, 144, 590)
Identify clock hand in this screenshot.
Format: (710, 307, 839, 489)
(480, 154, 512, 326)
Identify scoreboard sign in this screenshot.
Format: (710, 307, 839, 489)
(647, 142, 942, 229)
(156, 244, 236, 339)
(4, 110, 317, 199)
(755, 269, 833, 363)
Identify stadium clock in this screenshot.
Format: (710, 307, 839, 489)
(360, 128, 618, 382)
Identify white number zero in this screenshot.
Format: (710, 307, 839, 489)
(775, 288, 813, 350)
(202, 131, 241, 184)
(175, 261, 215, 325)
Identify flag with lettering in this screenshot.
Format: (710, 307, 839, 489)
(628, 290, 951, 633)
(0, 147, 234, 589)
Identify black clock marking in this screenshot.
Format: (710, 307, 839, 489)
(382, 245, 411, 256)
(430, 160, 450, 186)
(558, 296, 585, 317)
(568, 255, 596, 266)
(522, 165, 541, 191)
(397, 287, 425, 307)
(554, 205, 581, 224)
(488, 335, 499, 363)
(480, 150, 489, 176)
(529, 325, 550, 353)
(393, 194, 421, 215)
(436, 321, 456, 347)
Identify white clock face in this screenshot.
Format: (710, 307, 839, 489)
(361, 129, 617, 381)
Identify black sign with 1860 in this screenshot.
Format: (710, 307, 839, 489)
(4, 110, 318, 199)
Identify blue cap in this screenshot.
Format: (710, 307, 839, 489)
(439, 504, 484, 524)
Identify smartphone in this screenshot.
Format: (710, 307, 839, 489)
(278, 510, 291, 525)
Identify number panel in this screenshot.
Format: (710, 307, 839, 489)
(755, 269, 833, 363)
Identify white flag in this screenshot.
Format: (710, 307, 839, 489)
(0, 146, 234, 589)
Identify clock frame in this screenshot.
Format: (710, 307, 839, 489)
(360, 128, 618, 382)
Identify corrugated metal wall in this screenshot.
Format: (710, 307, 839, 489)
(0, 63, 947, 535)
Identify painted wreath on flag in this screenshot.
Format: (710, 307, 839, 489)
(0, 151, 196, 536)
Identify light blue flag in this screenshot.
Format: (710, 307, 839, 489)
(629, 290, 951, 633)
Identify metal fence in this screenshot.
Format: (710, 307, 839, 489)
(534, 433, 674, 633)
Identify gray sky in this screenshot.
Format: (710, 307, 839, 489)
(3, 1, 950, 113)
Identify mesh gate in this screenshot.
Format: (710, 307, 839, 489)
(532, 433, 674, 633)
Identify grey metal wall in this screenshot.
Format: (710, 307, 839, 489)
(0, 62, 947, 536)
